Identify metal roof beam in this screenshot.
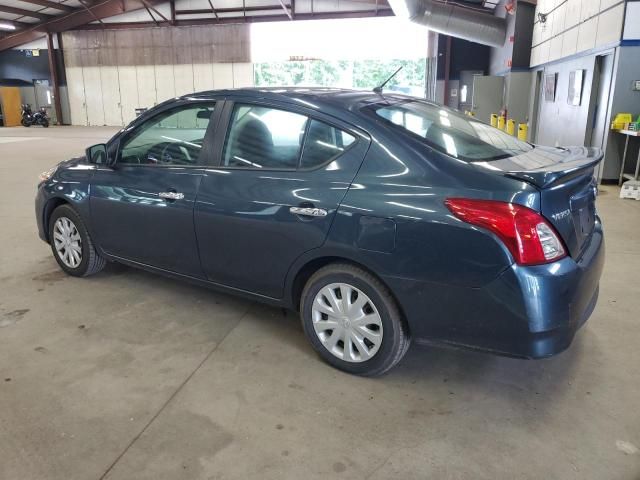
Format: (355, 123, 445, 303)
(76, 7, 393, 29)
(174, 5, 287, 15)
(0, 0, 164, 51)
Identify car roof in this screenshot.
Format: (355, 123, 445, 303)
(185, 87, 433, 113)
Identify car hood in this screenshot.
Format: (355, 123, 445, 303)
(58, 156, 89, 169)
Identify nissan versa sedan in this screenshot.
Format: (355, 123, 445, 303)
(35, 88, 605, 376)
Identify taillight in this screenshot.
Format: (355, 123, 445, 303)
(445, 198, 566, 266)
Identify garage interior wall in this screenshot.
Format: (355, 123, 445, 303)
(601, 45, 640, 179)
(525, 0, 636, 181)
(62, 25, 252, 126)
(534, 53, 600, 148)
(0, 46, 70, 125)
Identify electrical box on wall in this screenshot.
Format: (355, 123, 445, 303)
(633, 80, 640, 92)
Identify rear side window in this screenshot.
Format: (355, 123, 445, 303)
(222, 103, 356, 170)
(370, 101, 532, 162)
(300, 120, 356, 169)
(223, 104, 307, 169)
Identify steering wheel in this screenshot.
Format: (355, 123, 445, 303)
(145, 142, 190, 165)
(160, 142, 191, 164)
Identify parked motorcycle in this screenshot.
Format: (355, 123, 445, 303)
(21, 104, 49, 128)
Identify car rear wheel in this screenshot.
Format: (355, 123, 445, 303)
(300, 263, 410, 376)
(49, 204, 106, 277)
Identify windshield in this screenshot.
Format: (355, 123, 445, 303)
(367, 100, 533, 162)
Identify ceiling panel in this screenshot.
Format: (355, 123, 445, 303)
(0, 0, 43, 11)
(39, 6, 64, 14)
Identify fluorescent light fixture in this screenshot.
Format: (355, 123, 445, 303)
(0, 22, 16, 31)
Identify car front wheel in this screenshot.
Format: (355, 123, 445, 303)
(300, 263, 410, 376)
(49, 204, 106, 277)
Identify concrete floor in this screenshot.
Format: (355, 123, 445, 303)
(1, 126, 639, 480)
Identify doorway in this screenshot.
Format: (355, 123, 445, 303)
(588, 53, 614, 182)
(530, 70, 543, 143)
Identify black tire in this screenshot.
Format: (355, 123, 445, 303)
(300, 263, 410, 376)
(21, 119, 31, 127)
(42, 120, 49, 128)
(49, 204, 106, 277)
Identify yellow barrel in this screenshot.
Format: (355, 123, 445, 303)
(518, 122, 529, 141)
(506, 119, 516, 136)
(490, 114, 498, 128)
(497, 115, 506, 131)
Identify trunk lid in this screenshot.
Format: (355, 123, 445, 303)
(475, 146, 603, 259)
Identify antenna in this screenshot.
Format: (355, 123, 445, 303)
(373, 66, 403, 94)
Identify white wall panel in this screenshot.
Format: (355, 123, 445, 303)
(565, 0, 582, 28)
(576, 17, 597, 53)
(538, 40, 551, 66)
(65, 66, 87, 126)
(174, 64, 195, 97)
(213, 63, 234, 88)
(580, 0, 600, 21)
(552, 2, 566, 37)
(117, 66, 139, 126)
(623, 2, 640, 40)
(548, 34, 564, 62)
(599, 0, 618, 11)
(562, 26, 579, 58)
(531, 0, 625, 68)
(193, 63, 214, 92)
(136, 65, 157, 108)
(539, 19, 552, 43)
(82, 66, 105, 126)
(232, 63, 253, 87)
(155, 64, 176, 104)
(100, 66, 123, 126)
(595, 3, 624, 48)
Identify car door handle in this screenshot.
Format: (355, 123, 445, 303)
(158, 191, 184, 200)
(289, 206, 328, 217)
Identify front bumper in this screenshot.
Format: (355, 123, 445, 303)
(35, 186, 48, 243)
(385, 219, 605, 359)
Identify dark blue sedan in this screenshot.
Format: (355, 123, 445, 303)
(35, 88, 605, 375)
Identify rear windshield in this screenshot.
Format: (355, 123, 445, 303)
(366, 100, 533, 162)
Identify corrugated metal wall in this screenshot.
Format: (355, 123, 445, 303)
(62, 24, 253, 126)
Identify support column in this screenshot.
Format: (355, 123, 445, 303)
(46, 32, 63, 126)
(443, 35, 452, 108)
(424, 30, 438, 102)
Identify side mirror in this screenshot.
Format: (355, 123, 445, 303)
(86, 143, 108, 165)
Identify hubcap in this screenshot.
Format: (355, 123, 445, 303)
(53, 217, 82, 269)
(311, 283, 383, 363)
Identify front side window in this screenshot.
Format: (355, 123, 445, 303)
(119, 103, 215, 166)
(369, 100, 533, 162)
(223, 104, 308, 169)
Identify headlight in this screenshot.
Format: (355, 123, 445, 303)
(38, 166, 58, 183)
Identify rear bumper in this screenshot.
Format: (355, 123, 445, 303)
(385, 218, 605, 359)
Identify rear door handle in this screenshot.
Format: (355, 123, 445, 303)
(158, 191, 184, 200)
(289, 206, 327, 217)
